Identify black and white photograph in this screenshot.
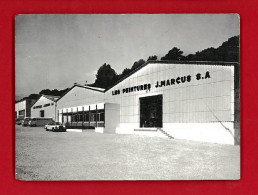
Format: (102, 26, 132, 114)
(15, 14, 240, 180)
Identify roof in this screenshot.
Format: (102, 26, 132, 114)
(80, 85, 106, 92)
(31, 60, 238, 104)
(56, 84, 105, 102)
(15, 97, 37, 104)
(15, 99, 26, 104)
(105, 60, 239, 92)
(42, 95, 60, 102)
(30, 95, 60, 108)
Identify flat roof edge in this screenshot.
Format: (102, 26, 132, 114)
(105, 60, 239, 92)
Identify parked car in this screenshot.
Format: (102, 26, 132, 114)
(15, 119, 22, 125)
(29, 118, 54, 127)
(45, 122, 66, 132)
(21, 117, 31, 126)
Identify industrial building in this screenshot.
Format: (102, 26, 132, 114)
(55, 61, 239, 145)
(15, 98, 37, 119)
(31, 95, 60, 120)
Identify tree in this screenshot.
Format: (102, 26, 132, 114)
(121, 68, 131, 77)
(161, 47, 184, 61)
(147, 55, 158, 61)
(59, 88, 70, 96)
(185, 36, 239, 62)
(131, 59, 146, 71)
(39, 88, 69, 97)
(39, 89, 51, 95)
(93, 63, 117, 89)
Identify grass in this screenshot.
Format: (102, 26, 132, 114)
(15, 125, 240, 180)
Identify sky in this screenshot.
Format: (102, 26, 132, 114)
(15, 14, 239, 99)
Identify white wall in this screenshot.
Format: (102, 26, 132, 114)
(56, 86, 105, 121)
(105, 63, 234, 124)
(57, 86, 104, 110)
(15, 100, 26, 118)
(104, 63, 235, 144)
(31, 96, 56, 120)
(56, 63, 235, 144)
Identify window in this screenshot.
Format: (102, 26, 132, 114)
(18, 110, 25, 115)
(99, 113, 104, 121)
(43, 103, 50, 107)
(71, 114, 75, 122)
(84, 112, 89, 122)
(90, 113, 97, 122)
(40, 110, 44, 117)
(97, 109, 104, 121)
(78, 113, 83, 122)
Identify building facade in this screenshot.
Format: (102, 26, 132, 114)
(15, 98, 37, 119)
(31, 95, 60, 120)
(56, 61, 239, 145)
(56, 85, 106, 132)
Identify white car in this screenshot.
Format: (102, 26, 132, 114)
(45, 122, 66, 132)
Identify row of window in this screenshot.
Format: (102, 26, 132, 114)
(61, 110, 105, 123)
(33, 103, 54, 109)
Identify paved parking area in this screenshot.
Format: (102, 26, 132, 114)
(15, 125, 240, 180)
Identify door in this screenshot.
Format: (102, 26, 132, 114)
(140, 95, 163, 128)
(40, 110, 44, 117)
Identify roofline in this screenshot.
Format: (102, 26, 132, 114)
(42, 94, 60, 102)
(80, 84, 105, 92)
(15, 99, 26, 104)
(105, 60, 239, 92)
(15, 97, 37, 104)
(56, 84, 105, 102)
(30, 94, 60, 108)
(30, 95, 44, 108)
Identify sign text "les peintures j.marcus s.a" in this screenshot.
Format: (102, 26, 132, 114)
(112, 71, 211, 96)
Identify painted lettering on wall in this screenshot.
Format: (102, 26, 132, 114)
(112, 71, 211, 95)
(155, 75, 191, 88)
(196, 71, 211, 80)
(112, 84, 151, 95)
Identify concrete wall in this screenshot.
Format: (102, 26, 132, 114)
(105, 63, 235, 144)
(31, 96, 56, 120)
(15, 100, 26, 119)
(55, 63, 236, 144)
(104, 103, 120, 133)
(56, 86, 105, 123)
(15, 99, 37, 119)
(56, 86, 104, 114)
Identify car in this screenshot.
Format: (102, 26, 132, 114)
(45, 122, 66, 132)
(21, 117, 31, 126)
(15, 119, 22, 125)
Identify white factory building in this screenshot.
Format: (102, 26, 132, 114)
(15, 98, 37, 119)
(31, 95, 60, 120)
(55, 61, 239, 145)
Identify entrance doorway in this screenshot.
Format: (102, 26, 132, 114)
(40, 110, 44, 117)
(140, 95, 162, 128)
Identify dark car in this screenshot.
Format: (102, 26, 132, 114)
(15, 119, 22, 125)
(21, 117, 31, 127)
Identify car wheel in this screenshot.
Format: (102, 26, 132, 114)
(52, 128, 55, 132)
